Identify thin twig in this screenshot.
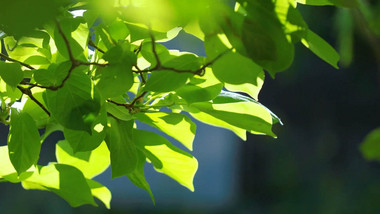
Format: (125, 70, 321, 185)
(130, 91, 147, 107)
(78, 61, 109, 67)
(89, 39, 105, 54)
(148, 26, 161, 69)
(0, 53, 35, 70)
(55, 20, 76, 63)
(107, 91, 148, 111)
(17, 86, 50, 116)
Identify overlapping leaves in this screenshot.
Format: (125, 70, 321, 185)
(0, 0, 342, 208)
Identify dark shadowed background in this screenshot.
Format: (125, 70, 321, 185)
(1, 4, 380, 214)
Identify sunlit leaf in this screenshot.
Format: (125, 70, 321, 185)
(133, 129, 198, 191)
(56, 141, 110, 179)
(301, 29, 340, 69)
(135, 112, 196, 151)
(22, 164, 96, 207)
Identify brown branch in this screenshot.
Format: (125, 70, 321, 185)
(78, 61, 109, 67)
(55, 20, 76, 63)
(148, 26, 161, 69)
(17, 86, 50, 116)
(132, 48, 231, 76)
(88, 39, 105, 54)
(130, 91, 147, 107)
(0, 52, 35, 70)
(107, 91, 148, 112)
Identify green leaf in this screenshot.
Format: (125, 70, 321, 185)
(126, 150, 155, 204)
(22, 164, 96, 207)
(360, 128, 380, 161)
(124, 23, 168, 43)
(134, 112, 196, 151)
(224, 70, 265, 101)
(107, 20, 130, 42)
(191, 101, 275, 137)
(189, 109, 247, 140)
(213, 91, 283, 125)
(22, 91, 50, 128)
(296, 0, 334, 6)
(212, 51, 263, 85)
(144, 70, 192, 93)
(96, 42, 135, 98)
(0, 61, 24, 88)
(8, 109, 41, 175)
(45, 68, 101, 133)
(23, 55, 50, 65)
(274, 1, 308, 43)
(0, 0, 60, 38)
(140, 42, 171, 68)
(96, 64, 134, 98)
(53, 17, 89, 60)
(56, 141, 110, 179)
(105, 96, 133, 121)
(301, 29, 340, 69)
(105, 117, 138, 178)
(33, 61, 71, 87)
(241, 1, 295, 76)
(176, 83, 223, 104)
(0, 145, 34, 183)
(86, 179, 112, 209)
(133, 129, 198, 191)
(144, 54, 200, 93)
(0, 78, 22, 102)
(63, 107, 107, 152)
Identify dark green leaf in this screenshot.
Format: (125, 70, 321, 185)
(144, 70, 192, 93)
(45, 68, 101, 133)
(63, 107, 107, 152)
(105, 117, 138, 178)
(0, 0, 60, 38)
(241, 1, 295, 76)
(8, 109, 41, 175)
(126, 150, 155, 204)
(34, 61, 71, 87)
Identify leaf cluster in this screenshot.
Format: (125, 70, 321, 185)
(0, 0, 341, 208)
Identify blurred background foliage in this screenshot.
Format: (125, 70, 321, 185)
(1, 1, 380, 213)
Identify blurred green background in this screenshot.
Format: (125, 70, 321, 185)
(1, 2, 380, 214)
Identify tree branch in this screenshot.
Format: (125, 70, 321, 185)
(0, 52, 35, 70)
(88, 38, 105, 54)
(17, 86, 50, 116)
(107, 91, 148, 112)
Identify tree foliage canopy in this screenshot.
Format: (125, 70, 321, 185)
(0, 0, 344, 208)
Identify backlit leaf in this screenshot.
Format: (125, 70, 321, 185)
(133, 129, 198, 191)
